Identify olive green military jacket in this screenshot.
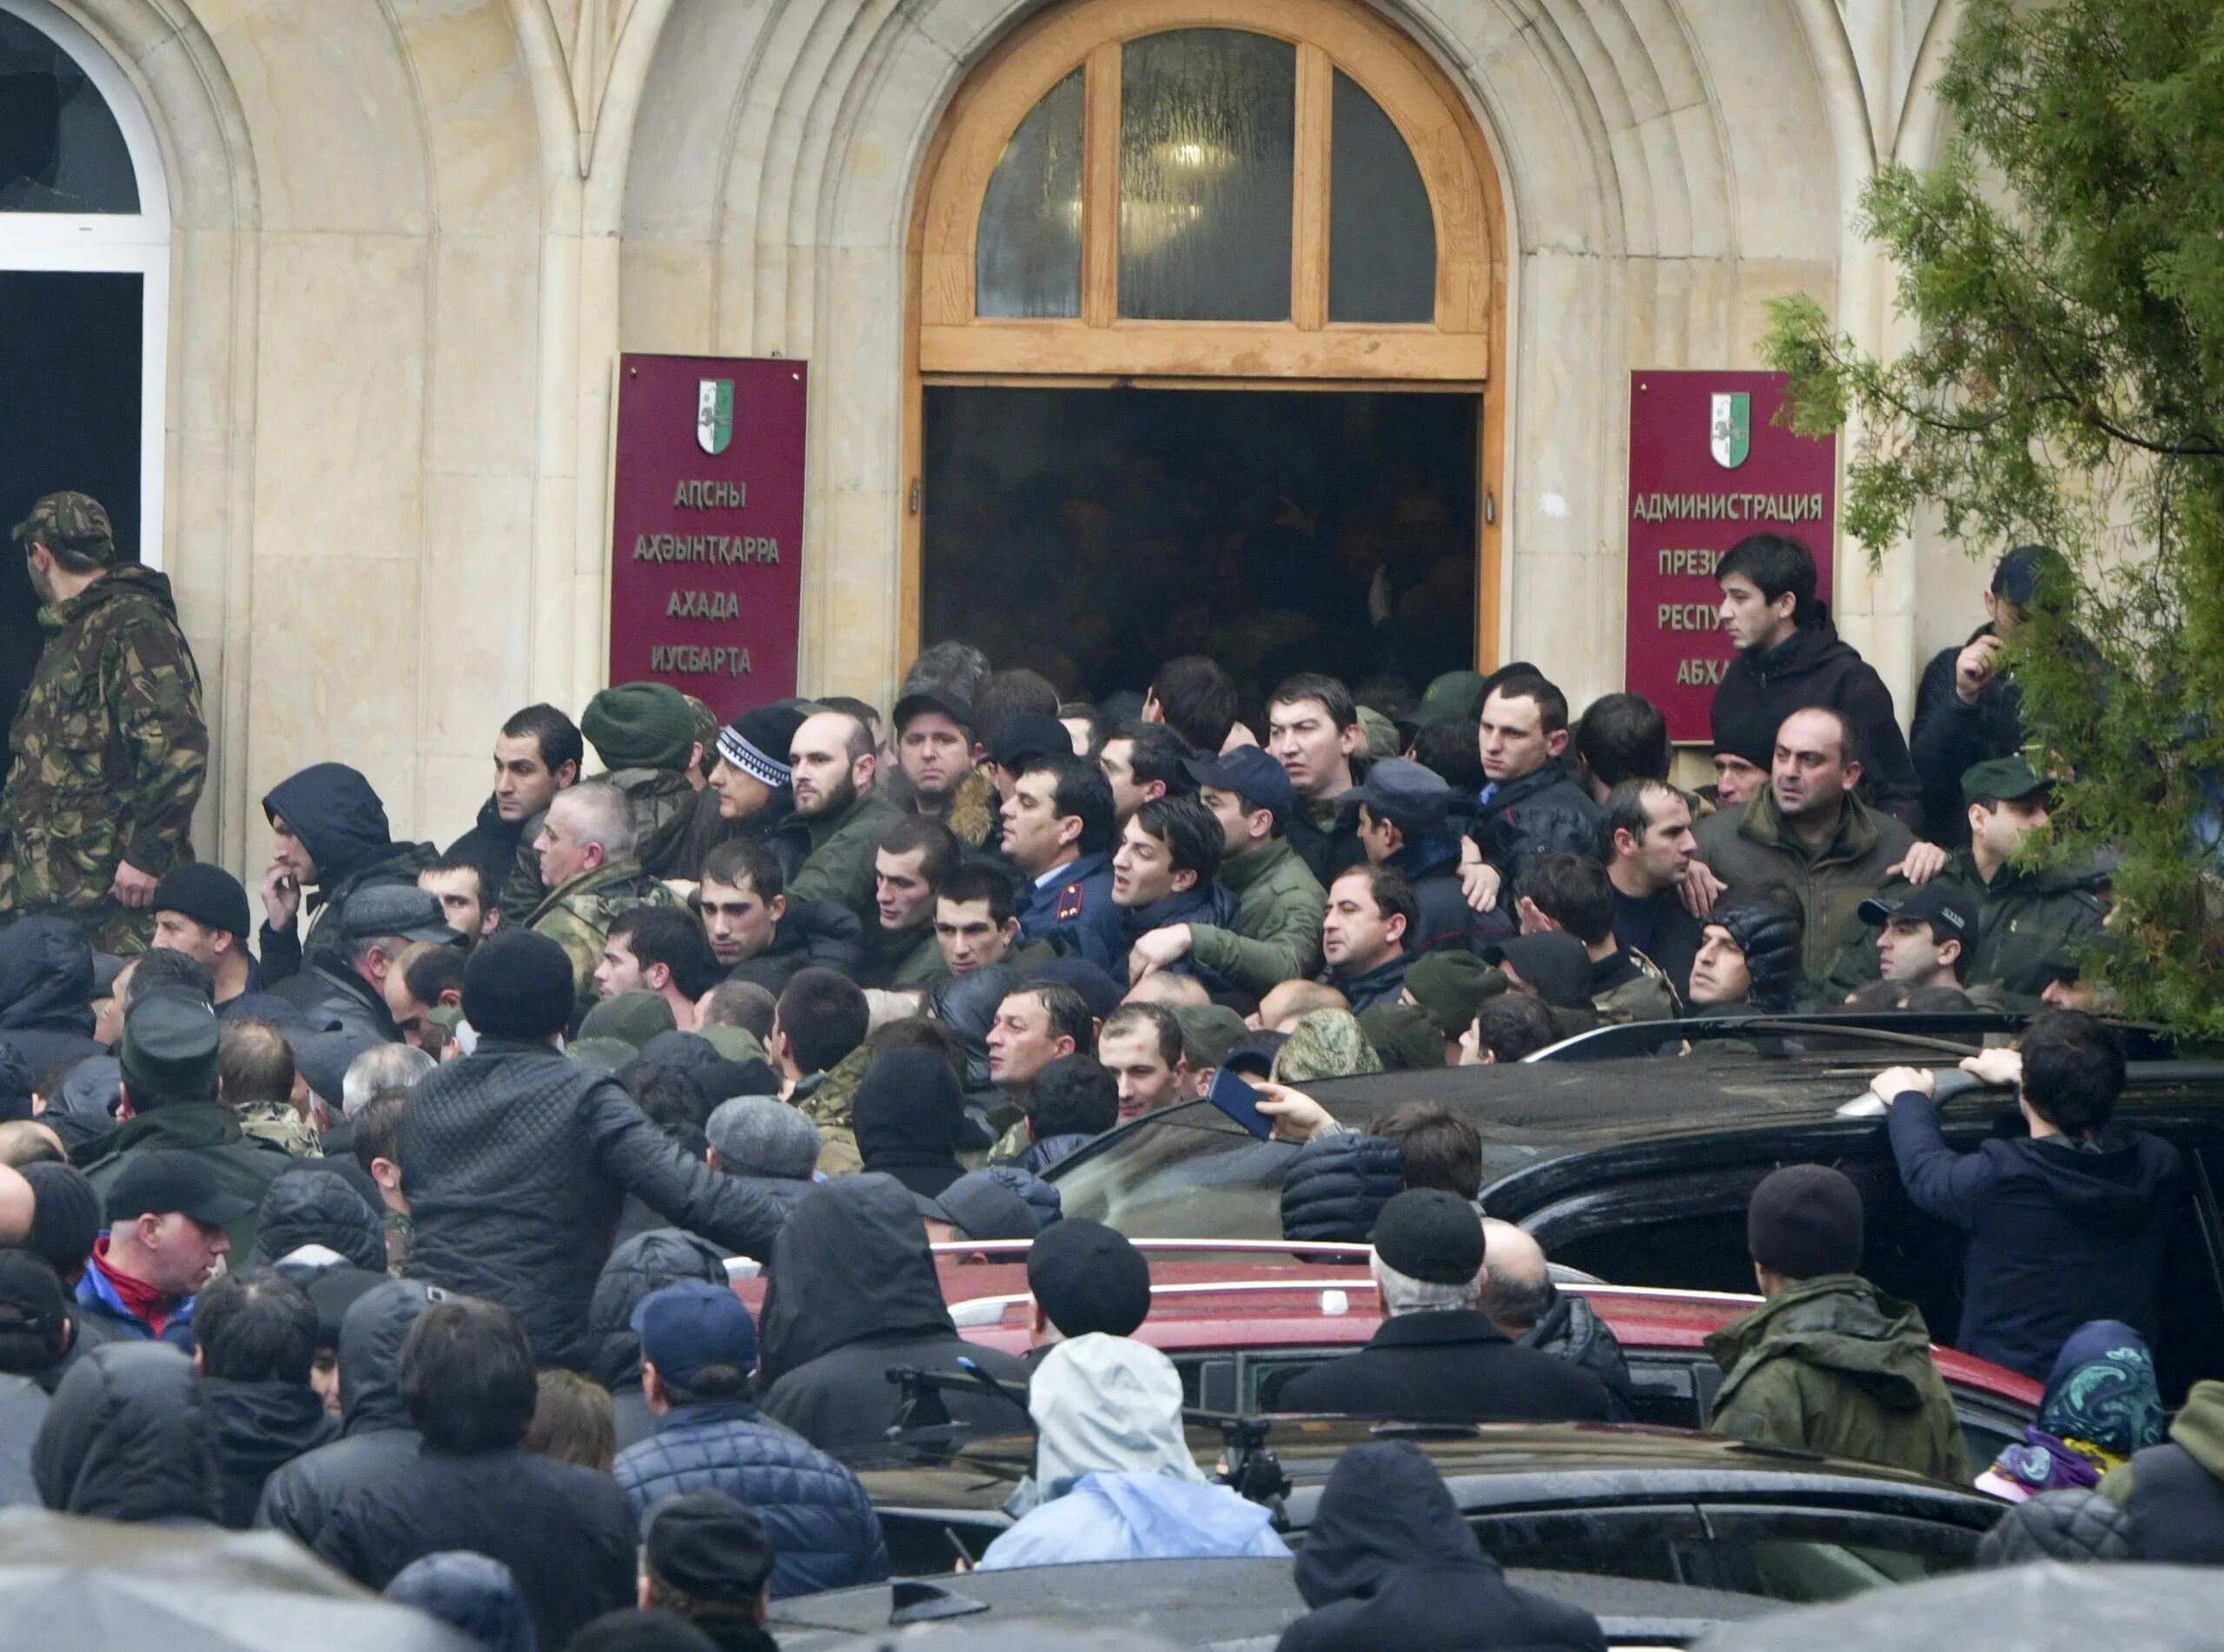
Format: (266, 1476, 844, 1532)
(1693, 790, 1915, 985)
(1828, 849, 2108, 1005)
(788, 788, 904, 927)
(525, 857, 681, 996)
(1188, 838, 1328, 996)
(0, 565, 207, 951)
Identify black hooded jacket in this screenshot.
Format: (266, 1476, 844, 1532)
(31, 1341, 223, 1523)
(1279, 1441, 1606, 1652)
(255, 1279, 433, 1545)
(444, 794, 524, 917)
(586, 1228, 731, 1451)
(1711, 622, 1921, 827)
(755, 1175, 1030, 1452)
(727, 899, 867, 995)
(852, 1049, 967, 1198)
(0, 917, 103, 1072)
(400, 1038, 784, 1368)
(248, 1166, 389, 1274)
(259, 763, 434, 985)
(204, 1376, 341, 1529)
(1521, 1290, 1636, 1420)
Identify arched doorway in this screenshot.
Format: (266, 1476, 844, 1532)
(0, 0, 168, 739)
(904, 0, 1506, 709)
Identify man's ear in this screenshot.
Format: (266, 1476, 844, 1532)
(193, 1346, 208, 1375)
(1546, 727, 1570, 759)
(1842, 757, 1863, 791)
(1171, 866, 1197, 895)
(1385, 913, 1410, 948)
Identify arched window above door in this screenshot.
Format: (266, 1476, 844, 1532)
(921, 0, 1498, 380)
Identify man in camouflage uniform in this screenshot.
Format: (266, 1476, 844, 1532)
(1, 492, 207, 954)
(524, 778, 680, 998)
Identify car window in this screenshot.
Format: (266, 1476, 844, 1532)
(1050, 1109, 1297, 1237)
(1468, 1505, 1711, 1586)
(1622, 1352, 1718, 1431)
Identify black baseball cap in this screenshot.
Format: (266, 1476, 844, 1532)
(1339, 757, 1451, 836)
(992, 713, 1075, 772)
(105, 1150, 256, 1228)
(1182, 746, 1294, 823)
(1858, 882, 1976, 942)
(892, 689, 976, 737)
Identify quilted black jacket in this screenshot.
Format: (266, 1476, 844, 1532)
(399, 1037, 784, 1367)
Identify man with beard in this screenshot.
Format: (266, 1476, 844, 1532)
(786, 710, 902, 934)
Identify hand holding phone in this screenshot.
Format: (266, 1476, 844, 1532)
(1206, 1066, 1274, 1139)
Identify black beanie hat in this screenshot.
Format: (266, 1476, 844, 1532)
(149, 862, 252, 942)
(22, 1161, 102, 1277)
(1747, 1164, 1864, 1280)
(1026, 1217, 1151, 1338)
(463, 929, 577, 1040)
(1714, 900, 1804, 1012)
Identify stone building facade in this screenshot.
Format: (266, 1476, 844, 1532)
(1, 0, 1985, 862)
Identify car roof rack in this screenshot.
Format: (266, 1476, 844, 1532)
(1528, 1009, 2176, 1064)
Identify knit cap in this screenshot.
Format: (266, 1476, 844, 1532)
(716, 704, 806, 790)
(583, 683, 698, 771)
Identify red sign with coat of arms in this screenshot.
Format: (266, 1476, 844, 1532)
(607, 354, 807, 721)
(1625, 371, 1837, 743)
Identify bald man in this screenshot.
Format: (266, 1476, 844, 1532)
(0, 1122, 65, 1169)
(1479, 1219, 1634, 1419)
(1252, 979, 1347, 1032)
(0, 1163, 34, 1247)
(1122, 971, 1210, 1010)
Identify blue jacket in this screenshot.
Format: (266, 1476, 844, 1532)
(1017, 852, 1125, 975)
(75, 1252, 197, 1349)
(1117, 882, 1243, 991)
(612, 1399, 890, 1599)
(978, 1471, 1288, 1569)
(1888, 1090, 2184, 1381)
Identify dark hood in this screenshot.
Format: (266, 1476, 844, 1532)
(927, 963, 1021, 1089)
(31, 1341, 222, 1522)
(1387, 833, 1466, 882)
(0, 916, 96, 1035)
(852, 1048, 966, 1176)
(1744, 619, 1856, 688)
(248, 1167, 389, 1274)
(755, 1173, 954, 1388)
(71, 562, 182, 622)
(2021, 1133, 2184, 1231)
(586, 1227, 731, 1390)
(203, 1376, 341, 1501)
(1294, 1439, 1491, 1609)
(337, 1279, 437, 1435)
(261, 763, 394, 886)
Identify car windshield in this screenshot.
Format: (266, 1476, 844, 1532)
(1052, 1107, 1298, 1237)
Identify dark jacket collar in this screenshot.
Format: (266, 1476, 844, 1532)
(659, 1398, 771, 1432)
(1369, 1308, 1512, 1350)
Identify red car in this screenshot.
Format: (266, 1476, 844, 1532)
(735, 1239, 2040, 1466)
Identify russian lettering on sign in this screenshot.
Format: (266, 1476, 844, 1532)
(608, 355, 807, 719)
(1625, 371, 1837, 742)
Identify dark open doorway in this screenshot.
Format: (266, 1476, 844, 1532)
(0, 269, 142, 757)
(922, 386, 1478, 711)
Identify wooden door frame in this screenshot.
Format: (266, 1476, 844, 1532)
(900, 0, 1507, 679)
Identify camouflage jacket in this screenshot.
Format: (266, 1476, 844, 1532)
(0, 565, 207, 950)
(235, 1100, 325, 1159)
(525, 856, 680, 995)
(791, 1043, 870, 1177)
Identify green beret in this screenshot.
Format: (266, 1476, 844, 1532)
(1357, 1001, 1446, 1072)
(577, 989, 677, 1050)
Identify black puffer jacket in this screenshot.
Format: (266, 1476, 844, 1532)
(586, 1227, 731, 1451)
(728, 898, 867, 995)
(1711, 621, 1920, 827)
(203, 1376, 341, 1529)
(1390, 835, 1512, 956)
(1281, 1132, 1403, 1244)
(1471, 762, 1604, 884)
(400, 1039, 784, 1368)
(259, 763, 434, 985)
(31, 1341, 222, 1522)
(1279, 1440, 1606, 1652)
(1522, 1289, 1636, 1420)
(0, 917, 103, 1072)
(926, 963, 1021, 1092)
(255, 1279, 434, 1544)
(248, 1166, 389, 1273)
(755, 1175, 1031, 1452)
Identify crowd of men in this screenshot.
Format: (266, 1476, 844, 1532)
(0, 488, 2215, 1649)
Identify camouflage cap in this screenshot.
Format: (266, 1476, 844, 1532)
(10, 492, 116, 564)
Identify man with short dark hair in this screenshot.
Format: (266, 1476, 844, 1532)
(1711, 532, 1919, 824)
(987, 983, 1092, 1113)
(1279, 1190, 1612, 1423)
(1099, 720, 1197, 824)
(1692, 708, 1924, 982)
(1144, 656, 1241, 753)
(418, 856, 500, 946)
(1320, 865, 1416, 1012)
(311, 1296, 638, 1647)
(1517, 853, 1674, 1023)
(258, 763, 435, 988)
(892, 689, 999, 849)
(1003, 751, 1124, 973)
(453, 703, 581, 919)
(1603, 778, 1704, 1000)
(614, 1281, 887, 1599)
(1464, 674, 1604, 915)
(1110, 796, 1237, 989)
(1874, 1012, 2184, 1380)
(75, 1149, 255, 1347)
(932, 862, 1021, 976)
(771, 967, 871, 1177)
(383, 942, 467, 1057)
(696, 839, 861, 995)
(1708, 1164, 1965, 1479)
(595, 906, 721, 1030)
(1266, 673, 1367, 884)
(642, 1493, 784, 1651)
(1460, 992, 1559, 1065)
(80, 996, 290, 1257)
(1348, 758, 1498, 956)
(193, 1267, 341, 1527)
(787, 709, 904, 931)
(1572, 692, 1671, 804)
(865, 816, 957, 991)
(399, 931, 785, 1366)
(274, 885, 461, 1042)
(2, 490, 207, 953)
(1095, 1003, 1187, 1126)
